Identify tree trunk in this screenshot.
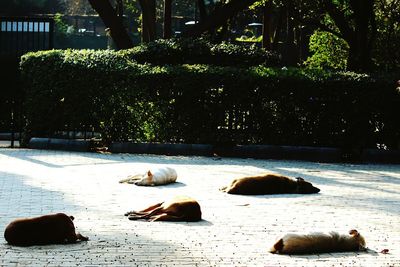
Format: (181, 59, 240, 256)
(347, 0, 375, 71)
(88, 0, 133, 49)
(116, 0, 123, 17)
(163, 0, 172, 39)
(272, 6, 284, 50)
(262, 1, 273, 49)
(183, 0, 258, 37)
(325, 0, 375, 71)
(197, 0, 207, 23)
(139, 0, 156, 42)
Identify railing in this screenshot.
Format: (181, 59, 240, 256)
(0, 16, 54, 147)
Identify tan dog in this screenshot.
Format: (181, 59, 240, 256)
(270, 229, 366, 254)
(125, 196, 202, 222)
(220, 173, 320, 195)
(119, 166, 177, 186)
(4, 213, 88, 246)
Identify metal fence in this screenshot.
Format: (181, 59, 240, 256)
(0, 16, 54, 147)
(0, 16, 54, 56)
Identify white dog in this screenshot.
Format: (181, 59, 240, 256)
(119, 166, 177, 186)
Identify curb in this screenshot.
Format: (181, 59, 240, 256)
(25, 138, 400, 163)
(0, 132, 20, 140)
(110, 142, 213, 156)
(110, 142, 400, 163)
(29, 137, 91, 152)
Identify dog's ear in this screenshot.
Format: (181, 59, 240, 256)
(296, 177, 305, 182)
(147, 170, 152, 177)
(69, 216, 75, 221)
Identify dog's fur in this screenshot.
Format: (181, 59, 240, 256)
(119, 166, 177, 186)
(270, 229, 366, 254)
(220, 173, 320, 195)
(4, 213, 88, 246)
(125, 196, 202, 222)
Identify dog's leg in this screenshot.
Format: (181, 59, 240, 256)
(119, 174, 143, 184)
(124, 202, 163, 216)
(76, 233, 89, 241)
(128, 206, 164, 220)
(138, 202, 164, 212)
(65, 232, 88, 243)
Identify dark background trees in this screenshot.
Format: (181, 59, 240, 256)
(90, 0, 398, 72)
(0, 0, 64, 15)
(1, 0, 398, 153)
(1, 0, 399, 71)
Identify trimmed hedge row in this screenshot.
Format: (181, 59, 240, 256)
(120, 38, 282, 67)
(20, 49, 400, 153)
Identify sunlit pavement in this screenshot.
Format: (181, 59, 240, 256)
(0, 148, 399, 266)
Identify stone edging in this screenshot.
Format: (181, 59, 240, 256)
(27, 138, 400, 163)
(110, 142, 400, 164)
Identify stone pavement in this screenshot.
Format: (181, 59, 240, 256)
(0, 148, 399, 267)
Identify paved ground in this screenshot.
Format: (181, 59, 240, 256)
(0, 148, 399, 266)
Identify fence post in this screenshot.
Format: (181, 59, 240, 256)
(10, 102, 14, 148)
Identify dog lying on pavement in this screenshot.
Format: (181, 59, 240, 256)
(220, 173, 320, 195)
(4, 213, 88, 246)
(125, 196, 202, 222)
(119, 166, 177, 186)
(270, 229, 366, 254)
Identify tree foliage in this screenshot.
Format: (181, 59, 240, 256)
(0, 0, 64, 15)
(63, 0, 96, 15)
(304, 30, 349, 71)
(373, 0, 400, 70)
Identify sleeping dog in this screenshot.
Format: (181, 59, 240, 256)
(220, 173, 320, 195)
(119, 166, 177, 186)
(270, 229, 366, 254)
(4, 213, 88, 246)
(125, 196, 202, 222)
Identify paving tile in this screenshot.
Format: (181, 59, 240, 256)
(0, 148, 399, 266)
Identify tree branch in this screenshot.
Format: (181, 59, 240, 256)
(323, 1, 354, 43)
(183, 0, 258, 37)
(88, 0, 133, 49)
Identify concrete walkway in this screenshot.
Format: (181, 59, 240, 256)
(0, 148, 399, 266)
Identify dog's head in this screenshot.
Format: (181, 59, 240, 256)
(349, 229, 366, 249)
(134, 170, 154, 185)
(295, 177, 320, 194)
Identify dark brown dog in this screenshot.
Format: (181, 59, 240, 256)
(4, 213, 88, 246)
(125, 196, 202, 222)
(270, 229, 366, 254)
(220, 173, 320, 195)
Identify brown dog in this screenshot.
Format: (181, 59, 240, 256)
(270, 229, 366, 254)
(220, 173, 320, 195)
(125, 196, 202, 222)
(4, 213, 88, 246)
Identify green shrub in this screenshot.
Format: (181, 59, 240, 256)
(120, 38, 281, 67)
(20, 49, 400, 151)
(304, 30, 349, 71)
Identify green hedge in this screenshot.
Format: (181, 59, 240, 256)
(20, 49, 400, 152)
(120, 38, 282, 67)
